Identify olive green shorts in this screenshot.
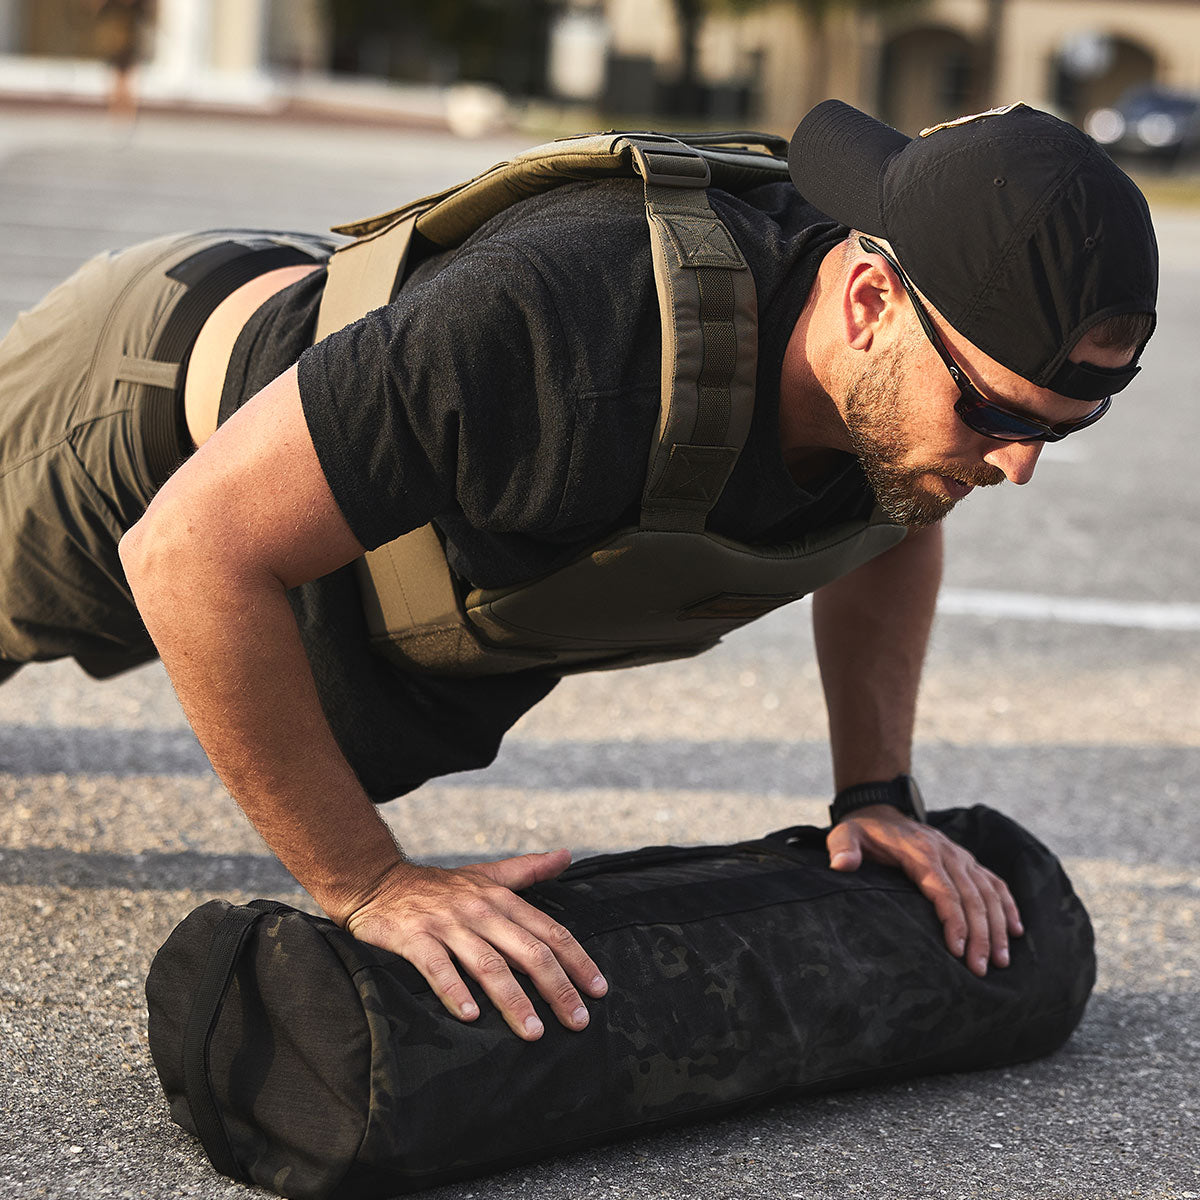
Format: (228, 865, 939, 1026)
(0, 229, 331, 681)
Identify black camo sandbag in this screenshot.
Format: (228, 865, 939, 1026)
(145, 806, 1095, 1199)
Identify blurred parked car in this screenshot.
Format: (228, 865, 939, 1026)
(1085, 86, 1200, 164)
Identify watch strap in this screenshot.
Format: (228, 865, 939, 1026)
(829, 773, 927, 825)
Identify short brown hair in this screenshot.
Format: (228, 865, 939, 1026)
(1087, 311, 1154, 352)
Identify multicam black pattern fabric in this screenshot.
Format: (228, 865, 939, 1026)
(146, 806, 1095, 1199)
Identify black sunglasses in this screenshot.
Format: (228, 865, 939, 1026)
(858, 236, 1111, 444)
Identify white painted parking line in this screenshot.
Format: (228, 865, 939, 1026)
(936, 588, 1200, 631)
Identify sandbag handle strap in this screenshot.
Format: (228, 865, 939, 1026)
(181, 901, 289, 1184)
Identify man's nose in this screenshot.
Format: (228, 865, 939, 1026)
(983, 440, 1044, 485)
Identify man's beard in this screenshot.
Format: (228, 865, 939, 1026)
(844, 338, 1005, 527)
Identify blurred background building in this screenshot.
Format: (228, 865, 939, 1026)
(0, 0, 1198, 139)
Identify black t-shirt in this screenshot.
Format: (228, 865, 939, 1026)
(218, 178, 873, 798)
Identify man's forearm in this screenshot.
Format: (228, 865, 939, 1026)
(811, 523, 943, 789)
(120, 524, 403, 923)
(813, 523, 1022, 976)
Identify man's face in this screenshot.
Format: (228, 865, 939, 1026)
(843, 329, 1005, 527)
(841, 312, 1134, 528)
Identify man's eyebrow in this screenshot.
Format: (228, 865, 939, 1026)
(936, 316, 1093, 420)
(963, 366, 1103, 431)
(929, 326, 1039, 416)
(966, 373, 1043, 419)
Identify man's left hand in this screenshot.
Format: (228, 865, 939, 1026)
(826, 804, 1024, 976)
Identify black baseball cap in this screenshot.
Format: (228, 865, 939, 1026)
(788, 100, 1158, 402)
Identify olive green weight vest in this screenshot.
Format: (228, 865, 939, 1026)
(313, 132, 907, 677)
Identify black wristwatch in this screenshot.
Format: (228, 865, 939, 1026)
(829, 773, 927, 825)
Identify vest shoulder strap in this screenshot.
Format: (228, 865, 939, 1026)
(315, 131, 789, 663)
(316, 132, 785, 520)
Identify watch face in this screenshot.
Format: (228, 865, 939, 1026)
(901, 776, 928, 822)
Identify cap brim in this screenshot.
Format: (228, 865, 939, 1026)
(789, 100, 911, 235)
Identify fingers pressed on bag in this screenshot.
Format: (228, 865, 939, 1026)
(474, 847, 573, 890)
(994, 871, 1025, 937)
(919, 863, 969, 959)
(453, 930, 547, 1040)
(482, 916, 590, 1031)
(950, 867, 992, 977)
(824, 822, 864, 872)
(978, 868, 1013, 968)
(409, 933, 482, 1021)
(524, 905, 609, 997)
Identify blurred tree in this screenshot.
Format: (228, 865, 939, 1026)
(669, 0, 928, 115)
(326, 0, 555, 93)
(977, 0, 1006, 106)
(674, 0, 704, 115)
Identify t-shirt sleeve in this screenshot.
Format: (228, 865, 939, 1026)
(296, 243, 583, 552)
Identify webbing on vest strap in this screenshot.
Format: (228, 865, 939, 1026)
(631, 140, 756, 532)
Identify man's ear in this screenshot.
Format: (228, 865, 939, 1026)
(843, 253, 902, 353)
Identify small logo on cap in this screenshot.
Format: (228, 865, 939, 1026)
(919, 103, 1027, 137)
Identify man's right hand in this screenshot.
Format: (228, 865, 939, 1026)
(343, 850, 608, 1041)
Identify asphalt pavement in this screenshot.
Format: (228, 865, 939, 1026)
(0, 108, 1197, 1200)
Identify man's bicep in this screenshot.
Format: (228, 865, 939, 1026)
(140, 364, 366, 589)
